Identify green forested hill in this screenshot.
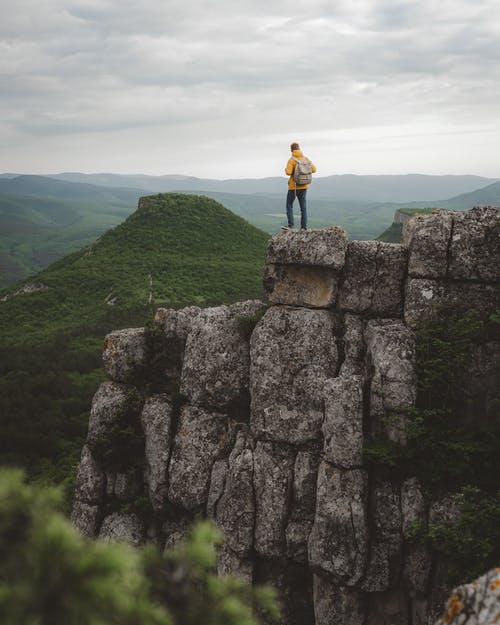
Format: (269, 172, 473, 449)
(0, 193, 269, 493)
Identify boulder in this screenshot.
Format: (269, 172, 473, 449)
(308, 463, 368, 585)
(250, 306, 339, 444)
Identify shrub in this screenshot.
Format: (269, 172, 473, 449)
(0, 470, 279, 625)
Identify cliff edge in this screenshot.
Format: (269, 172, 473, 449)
(71, 205, 500, 625)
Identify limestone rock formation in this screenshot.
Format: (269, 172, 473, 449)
(71, 205, 500, 625)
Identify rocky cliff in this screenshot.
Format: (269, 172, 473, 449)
(71, 205, 500, 625)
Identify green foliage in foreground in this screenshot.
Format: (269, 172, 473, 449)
(0, 470, 279, 625)
(0, 194, 269, 489)
(364, 308, 500, 583)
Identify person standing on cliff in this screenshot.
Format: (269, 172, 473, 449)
(284, 142, 316, 230)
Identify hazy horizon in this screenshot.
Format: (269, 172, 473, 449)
(3, 1, 500, 179)
(2, 170, 499, 182)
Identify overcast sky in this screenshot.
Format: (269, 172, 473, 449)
(2, 0, 500, 178)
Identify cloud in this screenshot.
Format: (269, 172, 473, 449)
(1, 0, 500, 176)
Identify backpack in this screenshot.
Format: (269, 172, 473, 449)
(292, 157, 313, 186)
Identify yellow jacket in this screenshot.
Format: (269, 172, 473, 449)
(285, 149, 317, 190)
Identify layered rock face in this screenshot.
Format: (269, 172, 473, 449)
(72, 206, 500, 625)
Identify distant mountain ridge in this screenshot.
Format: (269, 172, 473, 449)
(430, 179, 500, 209)
(47, 171, 498, 203)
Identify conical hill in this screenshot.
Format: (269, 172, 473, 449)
(0, 193, 270, 341)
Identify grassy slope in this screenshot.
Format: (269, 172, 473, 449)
(0, 193, 269, 490)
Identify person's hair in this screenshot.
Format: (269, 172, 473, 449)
(290, 142, 300, 151)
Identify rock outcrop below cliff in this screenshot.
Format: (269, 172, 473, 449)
(72, 206, 500, 625)
(435, 568, 500, 625)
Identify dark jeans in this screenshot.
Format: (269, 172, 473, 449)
(286, 189, 307, 228)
